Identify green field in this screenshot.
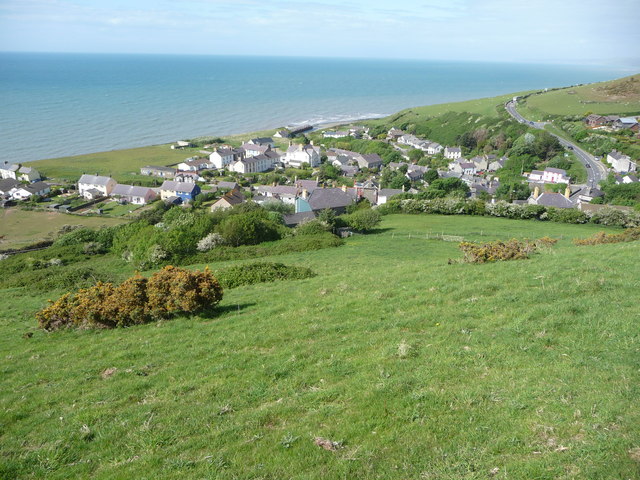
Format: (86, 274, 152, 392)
(30, 145, 192, 182)
(0, 210, 127, 250)
(1, 214, 639, 479)
(518, 74, 640, 119)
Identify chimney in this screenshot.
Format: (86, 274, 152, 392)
(533, 186, 540, 199)
(341, 185, 347, 193)
(564, 186, 571, 199)
(310, 140, 314, 146)
(302, 188, 308, 199)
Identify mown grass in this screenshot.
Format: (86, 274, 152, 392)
(1, 214, 639, 479)
(0, 210, 127, 250)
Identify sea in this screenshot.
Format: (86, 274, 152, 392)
(0, 52, 634, 163)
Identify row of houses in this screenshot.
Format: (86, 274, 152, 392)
(77, 174, 201, 205)
(322, 126, 370, 140)
(447, 155, 507, 177)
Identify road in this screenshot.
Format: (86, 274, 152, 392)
(505, 100, 608, 187)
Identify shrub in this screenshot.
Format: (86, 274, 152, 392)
(215, 262, 316, 289)
(458, 239, 538, 263)
(217, 211, 283, 246)
(344, 209, 382, 232)
(573, 227, 640, 246)
(197, 232, 226, 252)
(36, 266, 223, 331)
(295, 219, 331, 236)
(146, 266, 224, 319)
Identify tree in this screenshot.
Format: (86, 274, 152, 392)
(408, 149, 424, 163)
(423, 169, 439, 184)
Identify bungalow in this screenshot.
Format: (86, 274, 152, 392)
(284, 143, 321, 168)
(282, 211, 316, 227)
(607, 150, 637, 173)
(212, 181, 239, 191)
(323, 130, 350, 139)
(110, 184, 157, 205)
(622, 174, 639, 184)
(140, 165, 176, 178)
(171, 140, 194, 149)
(444, 147, 462, 160)
(211, 188, 245, 211)
(613, 117, 639, 131)
(295, 187, 355, 214)
(177, 158, 210, 172)
(9, 181, 51, 201)
(78, 174, 117, 199)
(248, 137, 275, 148)
(209, 148, 236, 169)
(159, 180, 200, 203)
(585, 114, 606, 128)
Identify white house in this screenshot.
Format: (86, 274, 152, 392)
(242, 143, 271, 158)
(0, 161, 20, 180)
(444, 147, 462, 160)
(426, 143, 443, 155)
(110, 184, 157, 205)
(230, 151, 278, 174)
(323, 130, 349, 139)
(542, 167, 570, 184)
(209, 148, 236, 169)
(78, 174, 117, 199)
(607, 150, 637, 173)
(18, 166, 41, 183)
(9, 181, 51, 201)
(177, 158, 210, 172)
(247, 137, 275, 148)
(284, 144, 321, 168)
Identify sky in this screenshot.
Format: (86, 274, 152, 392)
(0, 0, 639, 66)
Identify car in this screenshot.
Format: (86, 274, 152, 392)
(586, 164, 591, 168)
(567, 146, 573, 150)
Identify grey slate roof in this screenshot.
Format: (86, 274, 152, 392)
(111, 184, 154, 197)
(534, 193, 575, 209)
(23, 181, 50, 194)
(283, 211, 316, 226)
(160, 180, 198, 194)
(0, 178, 20, 193)
(78, 174, 113, 186)
(307, 188, 354, 211)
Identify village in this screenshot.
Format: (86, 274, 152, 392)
(1, 112, 639, 225)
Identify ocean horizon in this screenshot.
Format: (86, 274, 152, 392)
(0, 52, 634, 163)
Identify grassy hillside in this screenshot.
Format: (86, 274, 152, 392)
(1, 214, 638, 479)
(519, 74, 640, 119)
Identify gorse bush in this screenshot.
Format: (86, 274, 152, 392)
(215, 262, 316, 289)
(344, 208, 382, 232)
(36, 266, 223, 331)
(573, 227, 640, 246)
(458, 239, 539, 263)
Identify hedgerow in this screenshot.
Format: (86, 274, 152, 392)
(379, 198, 640, 227)
(36, 266, 223, 331)
(215, 262, 316, 289)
